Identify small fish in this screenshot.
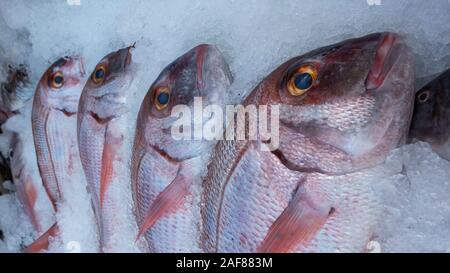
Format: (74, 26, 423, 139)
(32, 56, 86, 207)
(408, 69, 450, 160)
(201, 32, 415, 253)
(77, 46, 136, 252)
(131, 44, 232, 252)
(29, 55, 86, 252)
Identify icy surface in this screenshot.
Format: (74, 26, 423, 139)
(0, 0, 449, 252)
(375, 143, 450, 253)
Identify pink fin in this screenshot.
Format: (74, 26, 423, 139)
(257, 186, 332, 253)
(100, 134, 122, 208)
(136, 175, 190, 240)
(24, 176, 40, 232)
(24, 223, 58, 253)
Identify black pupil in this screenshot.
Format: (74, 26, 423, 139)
(95, 68, 105, 79)
(54, 75, 63, 84)
(157, 92, 170, 105)
(9, 150, 13, 158)
(294, 73, 313, 90)
(418, 92, 428, 102)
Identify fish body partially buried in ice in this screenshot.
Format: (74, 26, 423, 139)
(409, 69, 450, 160)
(78, 46, 138, 252)
(131, 44, 232, 252)
(28, 55, 86, 252)
(201, 33, 415, 253)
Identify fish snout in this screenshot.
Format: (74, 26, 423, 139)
(194, 44, 233, 96)
(365, 32, 407, 90)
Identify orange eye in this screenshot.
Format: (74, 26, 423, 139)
(91, 64, 107, 84)
(287, 65, 318, 96)
(49, 71, 64, 89)
(153, 86, 171, 110)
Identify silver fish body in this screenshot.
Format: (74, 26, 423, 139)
(32, 56, 86, 208)
(77, 46, 136, 252)
(131, 44, 232, 252)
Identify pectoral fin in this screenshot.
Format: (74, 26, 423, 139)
(257, 186, 332, 253)
(24, 223, 58, 253)
(136, 174, 190, 240)
(100, 133, 122, 208)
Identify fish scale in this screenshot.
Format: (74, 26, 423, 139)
(131, 44, 232, 253)
(78, 46, 138, 252)
(28, 55, 87, 252)
(201, 33, 415, 253)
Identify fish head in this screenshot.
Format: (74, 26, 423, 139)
(137, 44, 232, 159)
(80, 45, 135, 118)
(409, 69, 450, 158)
(250, 32, 414, 164)
(36, 55, 86, 115)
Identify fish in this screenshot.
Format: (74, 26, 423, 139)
(29, 55, 86, 252)
(201, 32, 415, 253)
(0, 64, 32, 118)
(9, 133, 54, 234)
(77, 46, 136, 252)
(408, 69, 450, 160)
(131, 44, 233, 252)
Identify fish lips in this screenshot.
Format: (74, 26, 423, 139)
(364, 32, 407, 91)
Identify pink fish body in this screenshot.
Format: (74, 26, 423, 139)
(201, 33, 415, 253)
(77, 46, 137, 252)
(29, 56, 86, 252)
(131, 44, 232, 252)
(32, 56, 86, 207)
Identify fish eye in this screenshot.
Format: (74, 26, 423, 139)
(49, 71, 64, 89)
(92, 64, 107, 84)
(153, 87, 171, 110)
(9, 149, 13, 158)
(417, 90, 430, 103)
(287, 65, 318, 96)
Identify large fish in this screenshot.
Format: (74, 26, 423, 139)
(29, 56, 86, 252)
(131, 44, 232, 252)
(408, 69, 450, 160)
(201, 32, 415, 253)
(78, 46, 137, 252)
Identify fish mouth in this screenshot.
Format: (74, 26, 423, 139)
(124, 43, 135, 69)
(365, 32, 403, 90)
(194, 44, 212, 91)
(66, 55, 86, 78)
(56, 108, 77, 117)
(78, 56, 86, 77)
(166, 44, 214, 92)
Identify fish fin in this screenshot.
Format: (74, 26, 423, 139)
(24, 223, 58, 253)
(136, 174, 190, 240)
(100, 133, 122, 208)
(24, 176, 40, 232)
(257, 186, 332, 253)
